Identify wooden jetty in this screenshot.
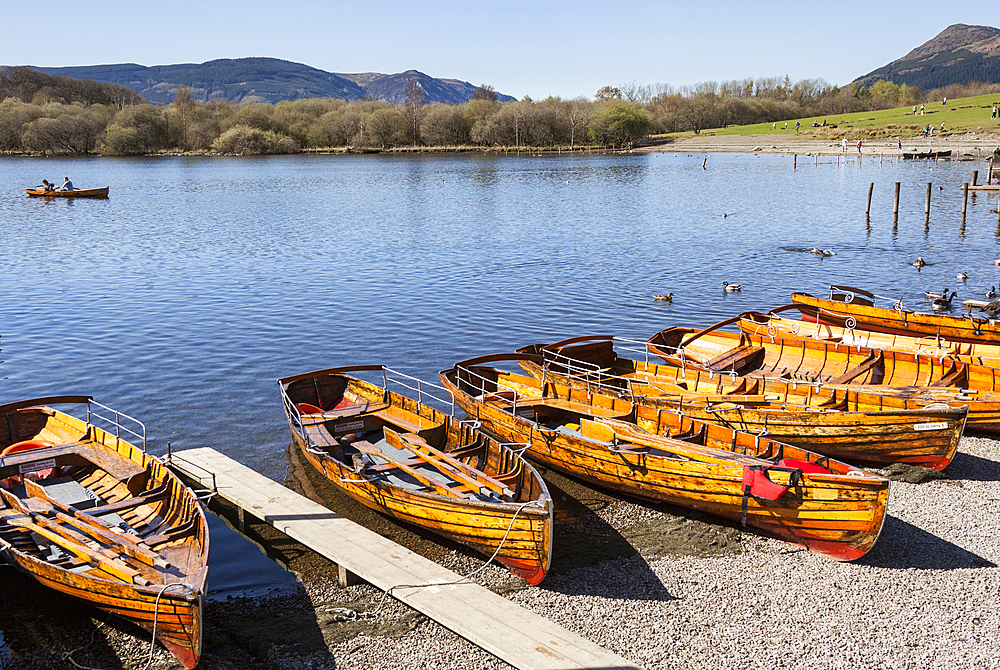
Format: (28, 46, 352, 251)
(167, 447, 641, 670)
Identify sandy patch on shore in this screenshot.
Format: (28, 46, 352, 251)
(639, 132, 1000, 158)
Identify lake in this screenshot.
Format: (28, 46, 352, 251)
(0, 150, 997, 598)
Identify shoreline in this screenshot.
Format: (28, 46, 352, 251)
(638, 131, 1000, 158)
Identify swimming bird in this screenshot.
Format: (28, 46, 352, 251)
(654, 293, 673, 303)
(931, 290, 956, 311)
(925, 288, 951, 300)
(984, 300, 1000, 317)
(994, 259, 1000, 267)
(722, 282, 742, 292)
(912, 257, 926, 268)
(810, 247, 835, 257)
(987, 287, 998, 299)
(957, 272, 969, 282)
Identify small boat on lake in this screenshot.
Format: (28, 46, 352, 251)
(440, 354, 890, 561)
(0, 396, 208, 668)
(902, 150, 951, 159)
(792, 285, 1000, 344)
(515, 336, 967, 469)
(277, 365, 553, 585)
(25, 186, 109, 199)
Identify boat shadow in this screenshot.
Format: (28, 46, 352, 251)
(945, 448, 1000, 482)
(856, 514, 996, 570)
(0, 567, 126, 669)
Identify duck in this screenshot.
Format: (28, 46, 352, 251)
(810, 247, 835, 257)
(654, 293, 673, 303)
(912, 257, 926, 268)
(987, 287, 998, 299)
(957, 272, 969, 282)
(931, 289, 956, 311)
(924, 288, 951, 300)
(722, 282, 742, 292)
(993, 259, 1000, 267)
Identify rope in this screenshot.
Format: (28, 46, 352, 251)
(62, 621, 108, 670)
(141, 583, 190, 670)
(368, 499, 539, 617)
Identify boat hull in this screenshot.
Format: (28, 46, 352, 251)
(25, 187, 109, 199)
(278, 367, 553, 585)
(441, 358, 889, 561)
(0, 398, 207, 668)
(792, 291, 1000, 345)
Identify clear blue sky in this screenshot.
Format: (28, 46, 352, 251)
(5, 2, 998, 100)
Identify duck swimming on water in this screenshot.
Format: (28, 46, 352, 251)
(722, 282, 742, 292)
(654, 293, 673, 303)
(930, 289, 956, 311)
(912, 257, 926, 268)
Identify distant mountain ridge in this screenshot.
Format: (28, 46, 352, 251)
(854, 24, 1000, 89)
(22, 58, 514, 105)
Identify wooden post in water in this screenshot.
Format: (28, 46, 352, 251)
(794, 154, 797, 169)
(925, 182, 932, 214)
(894, 182, 901, 215)
(702, 156, 707, 169)
(962, 183, 969, 219)
(973, 170, 979, 187)
(866, 183, 874, 215)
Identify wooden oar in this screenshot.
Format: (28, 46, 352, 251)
(390, 430, 515, 498)
(0, 490, 148, 585)
(21, 482, 167, 568)
(351, 440, 456, 497)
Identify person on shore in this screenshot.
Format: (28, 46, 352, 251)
(993, 105, 997, 119)
(941, 121, 946, 132)
(897, 138, 902, 151)
(60, 177, 74, 191)
(795, 121, 800, 132)
(912, 106, 917, 115)
(943, 97, 947, 105)
(921, 104, 925, 115)
(841, 138, 848, 152)
(783, 121, 787, 129)
(772, 122, 776, 130)
(857, 139, 863, 154)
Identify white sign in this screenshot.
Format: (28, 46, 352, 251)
(19, 459, 56, 474)
(914, 422, 948, 431)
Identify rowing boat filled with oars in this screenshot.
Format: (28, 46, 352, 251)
(277, 365, 553, 584)
(515, 336, 967, 469)
(792, 285, 1000, 344)
(440, 354, 889, 561)
(737, 306, 1000, 367)
(646, 317, 1000, 391)
(0, 397, 208, 668)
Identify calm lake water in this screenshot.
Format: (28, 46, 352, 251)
(1, 150, 998, 600)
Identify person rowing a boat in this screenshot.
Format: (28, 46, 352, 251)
(36, 179, 55, 192)
(60, 177, 74, 191)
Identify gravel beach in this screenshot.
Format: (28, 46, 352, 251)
(3, 432, 998, 670)
(639, 132, 1000, 158)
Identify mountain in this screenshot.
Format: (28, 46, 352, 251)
(854, 24, 1000, 90)
(25, 58, 514, 105)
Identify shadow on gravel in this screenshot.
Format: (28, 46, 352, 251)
(855, 514, 997, 570)
(945, 450, 1000, 482)
(0, 566, 125, 670)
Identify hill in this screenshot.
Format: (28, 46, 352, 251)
(854, 24, 1000, 90)
(23, 58, 514, 105)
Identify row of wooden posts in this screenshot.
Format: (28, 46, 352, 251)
(860, 169, 1000, 223)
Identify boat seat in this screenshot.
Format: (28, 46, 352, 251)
(0, 443, 145, 482)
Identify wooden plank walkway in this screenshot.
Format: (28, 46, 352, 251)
(168, 447, 642, 670)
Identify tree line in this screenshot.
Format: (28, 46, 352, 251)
(2, 66, 999, 156)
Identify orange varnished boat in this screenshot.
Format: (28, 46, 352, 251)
(515, 336, 967, 469)
(25, 186, 109, 199)
(0, 397, 207, 668)
(441, 354, 889, 561)
(737, 306, 1000, 367)
(646, 317, 1000, 392)
(277, 366, 553, 585)
(792, 285, 1000, 344)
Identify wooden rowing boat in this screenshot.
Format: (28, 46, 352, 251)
(736, 306, 1000, 367)
(0, 396, 207, 668)
(902, 150, 951, 159)
(25, 187, 110, 199)
(277, 365, 553, 585)
(440, 354, 889, 561)
(515, 336, 967, 469)
(792, 286, 1000, 344)
(647, 317, 1000, 392)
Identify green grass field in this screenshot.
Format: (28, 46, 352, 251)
(663, 93, 1000, 140)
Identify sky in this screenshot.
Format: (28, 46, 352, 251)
(4, 2, 999, 101)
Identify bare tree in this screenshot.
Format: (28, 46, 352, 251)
(404, 79, 425, 146)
